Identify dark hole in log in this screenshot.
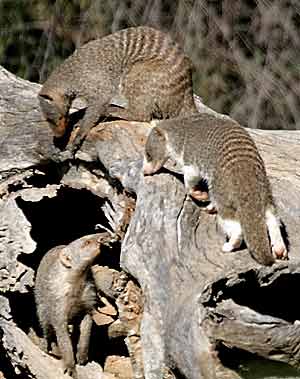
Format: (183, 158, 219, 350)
(8, 185, 129, 373)
(89, 325, 129, 366)
(229, 273, 300, 323)
(16, 186, 110, 270)
(208, 272, 300, 323)
(25, 164, 65, 187)
(7, 292, 40, 335)
(218, 344, 300, 378)
(93, 241, 122, 270)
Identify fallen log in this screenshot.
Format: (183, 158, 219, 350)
(0, 64, 300, 379)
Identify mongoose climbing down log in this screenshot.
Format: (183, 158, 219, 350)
(143, 114, 288, 265)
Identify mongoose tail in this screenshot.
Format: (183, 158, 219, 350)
(222, 202, 275, 266)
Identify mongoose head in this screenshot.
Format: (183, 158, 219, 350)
(143, 127, 168, 175)
(38, 89, 73, 138)
(59, 232, 112, 273)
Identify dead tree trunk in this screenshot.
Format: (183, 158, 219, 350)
(0, 65, 300, 379)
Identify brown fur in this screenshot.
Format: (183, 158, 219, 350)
(34, 233, 112, 377)
(39, 26, 197, 153)
(144, 114, 287, 265)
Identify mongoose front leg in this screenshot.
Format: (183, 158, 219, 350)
(76, 313, 93, 365)
(183, 165, 209, 201)
(67, 100, 108, 155)
(56, 324, 76, 377)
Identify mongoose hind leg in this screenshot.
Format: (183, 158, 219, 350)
(183, 165, 207, 198)
(218, 216, 243, 253)
(189, 188, 209, 202)
(76, 314, 93, 365)
(56, 324, 76, 377)
(265, 209, 288, 260)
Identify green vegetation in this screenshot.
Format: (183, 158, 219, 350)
(1, 0, 299, 129)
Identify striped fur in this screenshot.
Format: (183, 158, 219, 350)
(39, 26, 197, 147)
(144, 114, 287, 265)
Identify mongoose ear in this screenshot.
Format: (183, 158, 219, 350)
(59, 250, 73, 269)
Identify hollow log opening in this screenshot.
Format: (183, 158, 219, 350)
(1, 65, 300, 379)
(16, 187, 109, 270)
(1, 177, 138, 379)
(205, 271, 300, 323)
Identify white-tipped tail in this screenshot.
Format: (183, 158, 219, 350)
(265, 209, 288, 259)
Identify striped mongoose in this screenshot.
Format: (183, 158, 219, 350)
(143, 114, 287, 265)
(39, 26, 197, 153)
(34, 233, 113, 378)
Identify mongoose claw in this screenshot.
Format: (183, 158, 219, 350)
(76, 353, 88, 366)
(64, 366, 77, 379)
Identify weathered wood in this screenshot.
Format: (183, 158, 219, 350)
(1, 64, 300, 379)
(91, 115, 300, 379)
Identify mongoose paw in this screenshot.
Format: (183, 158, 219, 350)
(272, 243, 288, 260)
(67, 130, 86, 156)
(222, 242, 235, 253)
(76, 354, 88, 366)
(190, 189, 209, 202)
(63, 367, 75, 378)
(222, 238, 242, 253)
(204, 203, 217, 214)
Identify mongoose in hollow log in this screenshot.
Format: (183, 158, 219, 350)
(143, 114, 287, 265)
(39, 26, 197, 152)
(34, 233, 113, 377)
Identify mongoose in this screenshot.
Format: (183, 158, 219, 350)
(143, 114, 287, 265)
(39, 26, 197, 153)
(34, 233, 113, 378)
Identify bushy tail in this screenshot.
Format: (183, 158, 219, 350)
(237, 202, 274, 266)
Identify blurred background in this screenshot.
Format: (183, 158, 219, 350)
(0, 0, 299, 130)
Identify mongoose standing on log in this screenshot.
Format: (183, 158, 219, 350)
(39, 26, 197, 153)
(34, 233, 113, 378)
(143, 114, 287, 265)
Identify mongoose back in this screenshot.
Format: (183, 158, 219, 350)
(34, 233, 113, 378)
(39, 26, 197, 152)
(143, 114, 287, 265)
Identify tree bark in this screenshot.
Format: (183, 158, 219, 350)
(0, 65, 300, 379)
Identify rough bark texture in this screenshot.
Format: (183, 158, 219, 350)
(0, 64, 300, 379)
